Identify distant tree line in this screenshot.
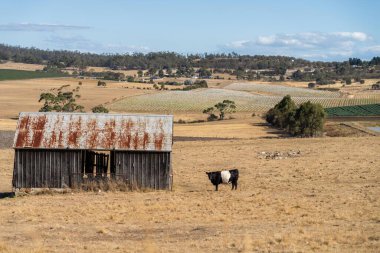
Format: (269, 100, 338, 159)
(290, 60, 380, 84)
(1, 44, 379, 82)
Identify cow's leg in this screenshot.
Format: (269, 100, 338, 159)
(215, 184, 218, 191)
(234, 181, 238, 190)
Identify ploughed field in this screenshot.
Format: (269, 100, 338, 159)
(0, 120, 379, 252)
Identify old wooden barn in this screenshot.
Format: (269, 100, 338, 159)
(12, 112, 173, 190)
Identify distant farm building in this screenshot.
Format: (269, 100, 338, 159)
(12, 112, 173, 190)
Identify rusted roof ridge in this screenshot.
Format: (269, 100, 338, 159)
(17, 112, 174, 118)
(13, 112, 173, 151)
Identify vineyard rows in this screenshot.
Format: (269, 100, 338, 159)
(109, 88, 380, 113)
(325, 104, 380, 117)
(224, 82, 341, 98)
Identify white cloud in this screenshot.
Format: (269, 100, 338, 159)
(45, 35, 150, 53)
(224, 32, 377, 60)
(0, 23, 91, 32)
(332, 32, 369, 41)
(105, 43, 150, 52)
(227, 40, 250, 48)
(364, 45, 380, 53)
(256, 36, 276, 45)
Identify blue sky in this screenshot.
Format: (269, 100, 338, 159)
(0, 0, 379, 61)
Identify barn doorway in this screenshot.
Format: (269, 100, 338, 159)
(83, 151, 110, 179)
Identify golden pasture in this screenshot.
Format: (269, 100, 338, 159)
(0, 64, 379, 252)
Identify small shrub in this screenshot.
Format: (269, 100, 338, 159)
(207, 114, 218, 121)
(97, 80, 106, 86)
(177, 119, 186, 124)
(316, 78, 335, 85)
(92, 105, 109, 113)
(203, 100, 236, 121)
(184, 79, 193, 85)
(127, 76, 134, 82)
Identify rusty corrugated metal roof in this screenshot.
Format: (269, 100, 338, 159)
(13, 112, 173, 151)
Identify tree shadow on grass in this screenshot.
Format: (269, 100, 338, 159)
(251, 122, 290, 138)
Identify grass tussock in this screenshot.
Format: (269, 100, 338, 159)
(15, 188, 72, 197)
(325, 122, 371, 137)
(78, 178, 153, 193)
(13, 179, 156, 198)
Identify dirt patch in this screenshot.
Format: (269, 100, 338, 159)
(0, 131, 14, 148)
(0, 61, 45, 71)
(325, 121, 380, 137)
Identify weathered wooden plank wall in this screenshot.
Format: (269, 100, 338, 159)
(113, 151, 172, 190)
(12, 149, 172, 190)
(12, 149, 83, 188)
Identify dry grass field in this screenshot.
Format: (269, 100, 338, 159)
(0, 63, 379, 252)
(0, 77, 158, 118)
(84, 66, 140, 77)
(1, 116, 380, 252)
(0, 61, 45, 71)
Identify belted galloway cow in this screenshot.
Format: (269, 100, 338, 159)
(206, 169, 239, 191)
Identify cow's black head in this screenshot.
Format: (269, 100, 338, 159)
(206, 171, 221, 184)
